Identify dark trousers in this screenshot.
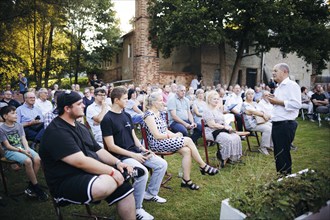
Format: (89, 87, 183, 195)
(271, 120, 298, 175)
(24, 126, 45, 143)
(170, 120, 202, 143)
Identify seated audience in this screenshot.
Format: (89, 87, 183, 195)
(254, 86, 263, 102)
(241, 89, 273, 155)
(82, 87, 95, 115)
(86, 88, 110, 147)
(125, 89, 144, 125)
(167, 84, 202, 144)
(311, 84, 329, 119)
(192, 89, 207, 127)
(224, 84, 244, 132)
(16, 92, 44, 147)
(44, 91, 62, 129)
(143, 91, 218, 190)
(0, 106, 48, 200)
(203, 91, 243, 168)
(101, 87, 167, 220)
(35, 88, 53, 116)
(39, 91, 135, 219)
(162, 84, 170, 105)
(300, 86, 313, 118)
(0, 90, 21, 108)
(75, 84, 84, 98)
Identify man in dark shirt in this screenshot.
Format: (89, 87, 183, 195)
(0, 90, 21, 108)
(311, 84, 329, 119)
(39, 91, 135, 219)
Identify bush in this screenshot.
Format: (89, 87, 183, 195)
(230, 170, 330, 220)
(57, 77, 89, 89)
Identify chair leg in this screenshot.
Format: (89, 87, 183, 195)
(0, 162, 9, 196)
(301, 109, 305, 120)
(203, 140, 210, 165)
(161, 171, 172, 190)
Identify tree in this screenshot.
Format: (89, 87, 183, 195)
(63, 0, 121, 84)
(148, 0, 330, 85)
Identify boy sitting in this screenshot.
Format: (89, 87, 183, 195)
(0, 106, 48, 201)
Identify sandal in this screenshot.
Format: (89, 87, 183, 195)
(200, 164, 219, 176)
(181, 179, 200, 190)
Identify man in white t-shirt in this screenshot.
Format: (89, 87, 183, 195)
(190, 75, 202, 93)
(86, 88, 110, 147)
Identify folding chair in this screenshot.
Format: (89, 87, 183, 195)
(201, 119, 220, 165)
(241, 114, 260, 152)
(140, 125, 174, 189)
(41, 161, 112, 220)
(50, 197, 111, 220)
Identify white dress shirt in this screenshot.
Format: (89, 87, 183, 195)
(35, 98, 53, 116)
(271, 77, 302, 122)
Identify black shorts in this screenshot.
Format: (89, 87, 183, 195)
(53, 173, 133, 206)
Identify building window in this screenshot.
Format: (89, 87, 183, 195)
(128, 44, 132, 58)
(116, 53, 119, 63)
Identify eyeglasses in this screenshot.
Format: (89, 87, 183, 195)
(26, 97, 35, 99)
(96, 94, 106, 97)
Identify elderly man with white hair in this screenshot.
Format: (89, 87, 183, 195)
(35, 88, 53, 116)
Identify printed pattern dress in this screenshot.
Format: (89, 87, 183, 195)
(202, 107, 242, 161)
(143, 110, 184, 153)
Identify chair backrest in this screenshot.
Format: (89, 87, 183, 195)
(140, 125, 149, 150)
(201, 119, 210, 165)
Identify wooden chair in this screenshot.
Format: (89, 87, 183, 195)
(241, 114, 260, 152)
(0, 148, 23, 196)
(140, 125, 174, 189)
(201, 119, 220, 165)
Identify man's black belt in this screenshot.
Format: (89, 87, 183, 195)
(272, 120, 294, 125)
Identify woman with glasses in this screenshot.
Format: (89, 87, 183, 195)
(143, 92, 218, 191)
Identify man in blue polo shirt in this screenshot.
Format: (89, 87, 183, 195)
(16, 92, 44, 147)
(167, 84, 202, 143)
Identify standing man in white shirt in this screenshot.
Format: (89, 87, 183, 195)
(267, 63, 301, 175)
(86, 88, 110, 147)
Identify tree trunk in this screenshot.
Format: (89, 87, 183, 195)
(38, 18, 46, 88)
(33, 0, 37, 85)
(219, 41, 227, 85)
(44, 22, 54, 88)
(74, 39, 82, 84)
(229, 40, 246, 86)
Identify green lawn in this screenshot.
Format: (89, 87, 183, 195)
(1, 118, 329, 220)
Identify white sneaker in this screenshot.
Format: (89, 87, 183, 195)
(136, 208, 154, 220)
(144, 192, 167, 203)
(258, 147, 269, 155)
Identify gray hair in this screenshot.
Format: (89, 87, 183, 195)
(275, 63, 290, 74)
(145, 91, 162, 109)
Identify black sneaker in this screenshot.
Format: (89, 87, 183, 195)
(33, 185, 49, 201)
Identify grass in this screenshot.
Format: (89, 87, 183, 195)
(0, 118, 329, 219)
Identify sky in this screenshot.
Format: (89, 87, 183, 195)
(113, 0, 135, 34)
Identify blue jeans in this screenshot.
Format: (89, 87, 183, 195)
(132, 114, 144, 125)
(122, 154, 167, 209)
(170, 120, 202, 143)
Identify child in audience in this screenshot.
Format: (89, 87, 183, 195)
(0, 106, 48, 201)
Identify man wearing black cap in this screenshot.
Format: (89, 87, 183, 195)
(39, 91, 136, 219)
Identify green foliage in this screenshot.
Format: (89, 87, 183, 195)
(148, 0, 330, 77)
(230, 170, 330, 220)
(0, 0, 120, 87)
(57, 76, 89, 89)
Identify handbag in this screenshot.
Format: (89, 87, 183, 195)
(255, 115, 266, 124)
